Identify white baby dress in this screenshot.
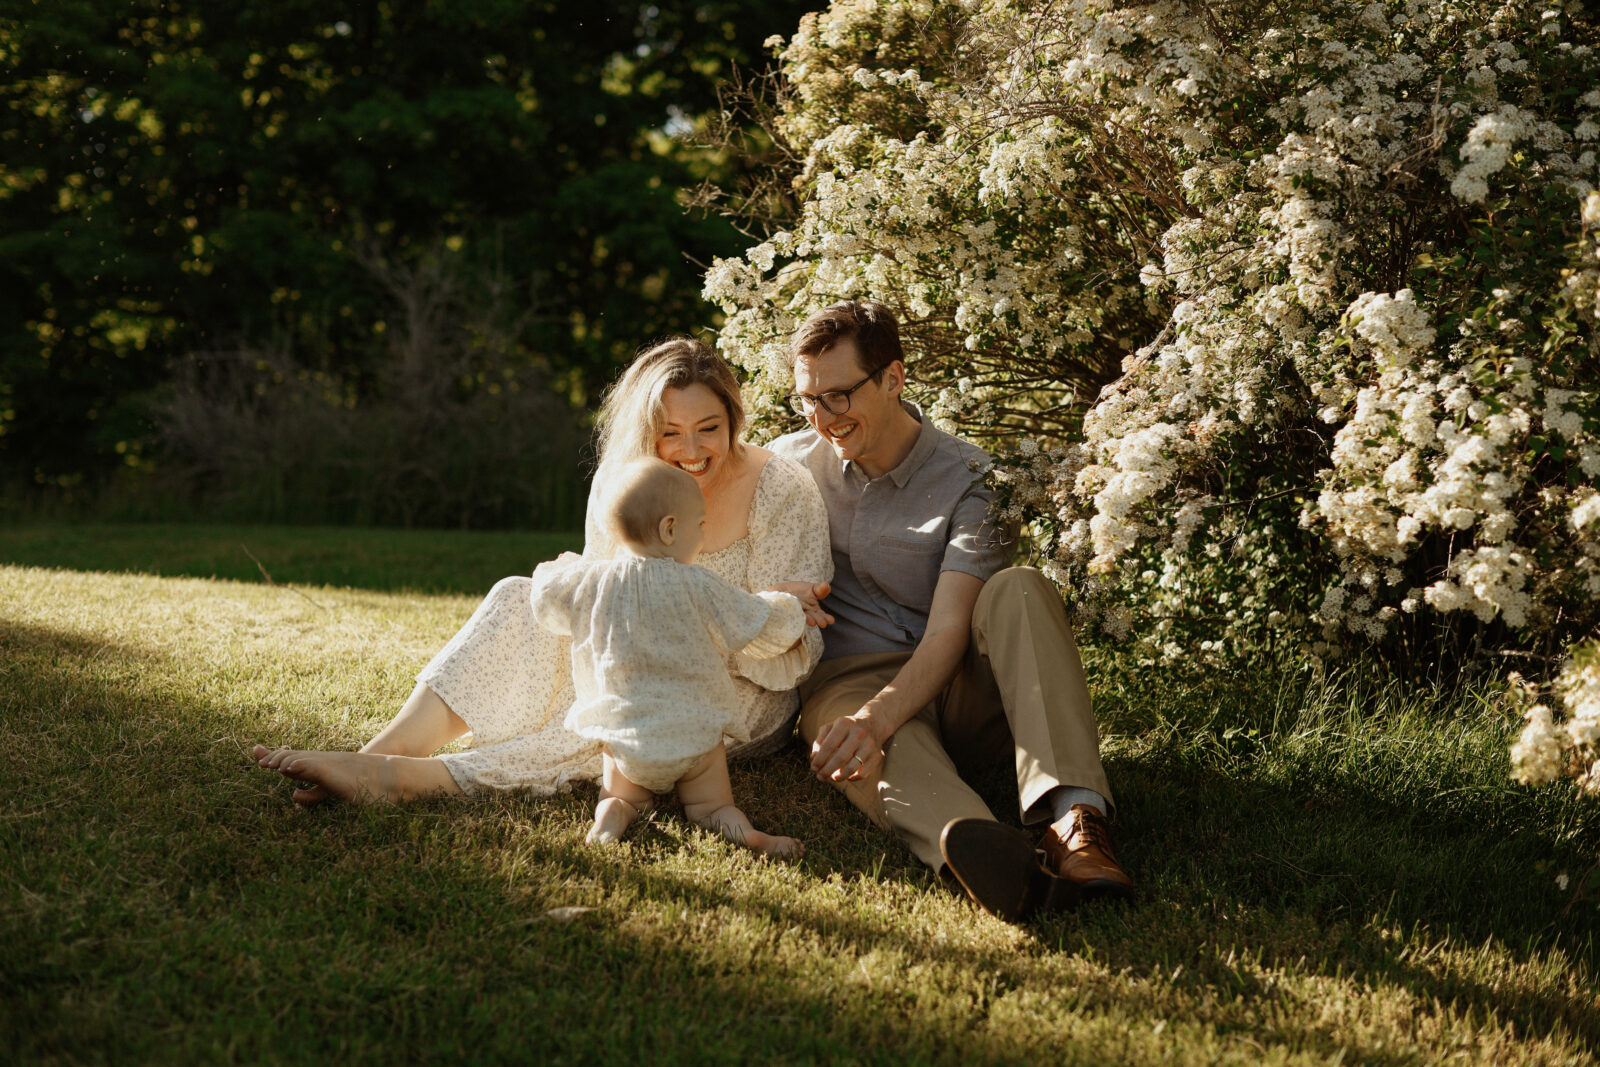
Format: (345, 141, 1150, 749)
(529, 554, 806, 791)
(420, 454, 833, 795)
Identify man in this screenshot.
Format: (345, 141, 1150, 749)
(770, 300, 1134, 922)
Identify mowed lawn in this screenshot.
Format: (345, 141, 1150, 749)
(1, 524, 1597, 1065)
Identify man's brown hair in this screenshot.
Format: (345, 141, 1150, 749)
(790, 300, 904, 375)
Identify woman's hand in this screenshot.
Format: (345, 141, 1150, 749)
(767, 580, 834, 628)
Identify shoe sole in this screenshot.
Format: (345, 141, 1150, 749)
(1075, 877, 1137, 902)
(939, 819, 1079, 922)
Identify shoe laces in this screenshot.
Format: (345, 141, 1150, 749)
(1067, 809, 1111, 855)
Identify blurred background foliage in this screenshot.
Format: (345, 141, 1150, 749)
(0, 0, 810, 528)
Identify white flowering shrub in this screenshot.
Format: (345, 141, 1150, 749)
(1510, 643, 1600, 793)
(705, 0, 1600, 683)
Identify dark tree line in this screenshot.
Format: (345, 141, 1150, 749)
(0, 0, 809, 525)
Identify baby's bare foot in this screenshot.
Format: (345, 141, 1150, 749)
(586, 797, 641, 845)
(252, 745, 401, 804)
(291, 784, 330, 806)
(693, 805, 804, 861)
(744, 830, 804, 860)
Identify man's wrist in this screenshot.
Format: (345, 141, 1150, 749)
(854, 703, 896, 746)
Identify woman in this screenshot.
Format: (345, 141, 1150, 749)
(253, 338, 832, 803)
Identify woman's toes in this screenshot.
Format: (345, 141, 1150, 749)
(291, 785, 329, 806)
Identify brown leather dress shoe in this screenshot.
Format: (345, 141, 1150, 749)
(939, 818, 1079, 922)
(1040, 804, 1136, 901)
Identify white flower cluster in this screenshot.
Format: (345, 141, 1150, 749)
(1346, 290, 1436, 369)
(1451, 107, 1531, 205)
(1511, 645, 1600, 793)
(708, 0, 1599, 682)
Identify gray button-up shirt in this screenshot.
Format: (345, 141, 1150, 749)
(772, 403, 1017, 659)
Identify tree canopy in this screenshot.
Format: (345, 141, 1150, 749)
(0, 0, 810, 501)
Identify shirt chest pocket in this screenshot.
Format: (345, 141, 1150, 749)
(871, 532, 944, 614)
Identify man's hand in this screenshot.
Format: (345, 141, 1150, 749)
(810, 709, 884, 783)
(807, 571, 985, 785)
(768, 580, 834, 628)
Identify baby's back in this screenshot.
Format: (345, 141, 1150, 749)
(562, 557, 743, 734)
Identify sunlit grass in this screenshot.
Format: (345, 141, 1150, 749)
(2, 542, 1597, 1064)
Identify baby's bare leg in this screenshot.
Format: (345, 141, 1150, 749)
(588, 752, 655, 845)
(678, 743, 803, 860)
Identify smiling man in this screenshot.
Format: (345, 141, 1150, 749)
(770, 300, 1134, 922)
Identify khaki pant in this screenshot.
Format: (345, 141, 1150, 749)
(798, 567, 1112, 870)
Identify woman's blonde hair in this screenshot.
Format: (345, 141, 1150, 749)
(594, 338, 746, 473)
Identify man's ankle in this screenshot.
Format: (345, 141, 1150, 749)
(1046, 786, 1108, 824)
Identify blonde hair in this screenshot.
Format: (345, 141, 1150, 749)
(594, 338, 746, 475)
(604, 459, 700, 550)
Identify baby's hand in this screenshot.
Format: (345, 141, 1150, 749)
(767, 581, 834, 627)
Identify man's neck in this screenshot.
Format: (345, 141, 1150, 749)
(852, 404, 922, 480)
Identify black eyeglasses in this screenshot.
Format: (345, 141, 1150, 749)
(784, 369, 883, 417)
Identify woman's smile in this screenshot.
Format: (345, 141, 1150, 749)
(657, 383, 731, 489)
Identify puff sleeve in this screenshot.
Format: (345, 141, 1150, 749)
(731, 455, 834, 691)
(688, 568, 803, 657)
(527, 554, 590, 637)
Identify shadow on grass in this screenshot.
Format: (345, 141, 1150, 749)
(1084, 748, 1600, 1048)
(0, 616, 163, 670)
(3, 620, 1597, 1063)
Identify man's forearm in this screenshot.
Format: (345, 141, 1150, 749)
(858, 624, 969, 743)
(808, 569, 984, 783)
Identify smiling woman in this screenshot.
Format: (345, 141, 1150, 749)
(253, 337, 834, 811)
(658, 387, 729, 481)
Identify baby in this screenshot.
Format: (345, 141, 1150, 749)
(529, 458, 807, 858)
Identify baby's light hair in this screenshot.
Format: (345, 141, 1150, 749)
(604, 459, 700, 550)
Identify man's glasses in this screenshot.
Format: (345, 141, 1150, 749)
(785, 369, 883, 417)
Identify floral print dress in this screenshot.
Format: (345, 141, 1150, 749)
(422, 454, 832, 795)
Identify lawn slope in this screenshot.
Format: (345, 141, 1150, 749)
(1, 549, 1596, 1065)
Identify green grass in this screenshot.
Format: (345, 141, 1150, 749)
(2, 526, 1598, 1065)
(0, 522, 582, 595)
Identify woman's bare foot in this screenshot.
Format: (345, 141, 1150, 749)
(249, 745, 332, 805)
(254, 745, 397, 803)
(586, 796, 643, 845)
(291, 783, 330, 807)
(251, 745, 461, 804)
(694, 804, 804, 860)
(277, 684, 471, 808)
